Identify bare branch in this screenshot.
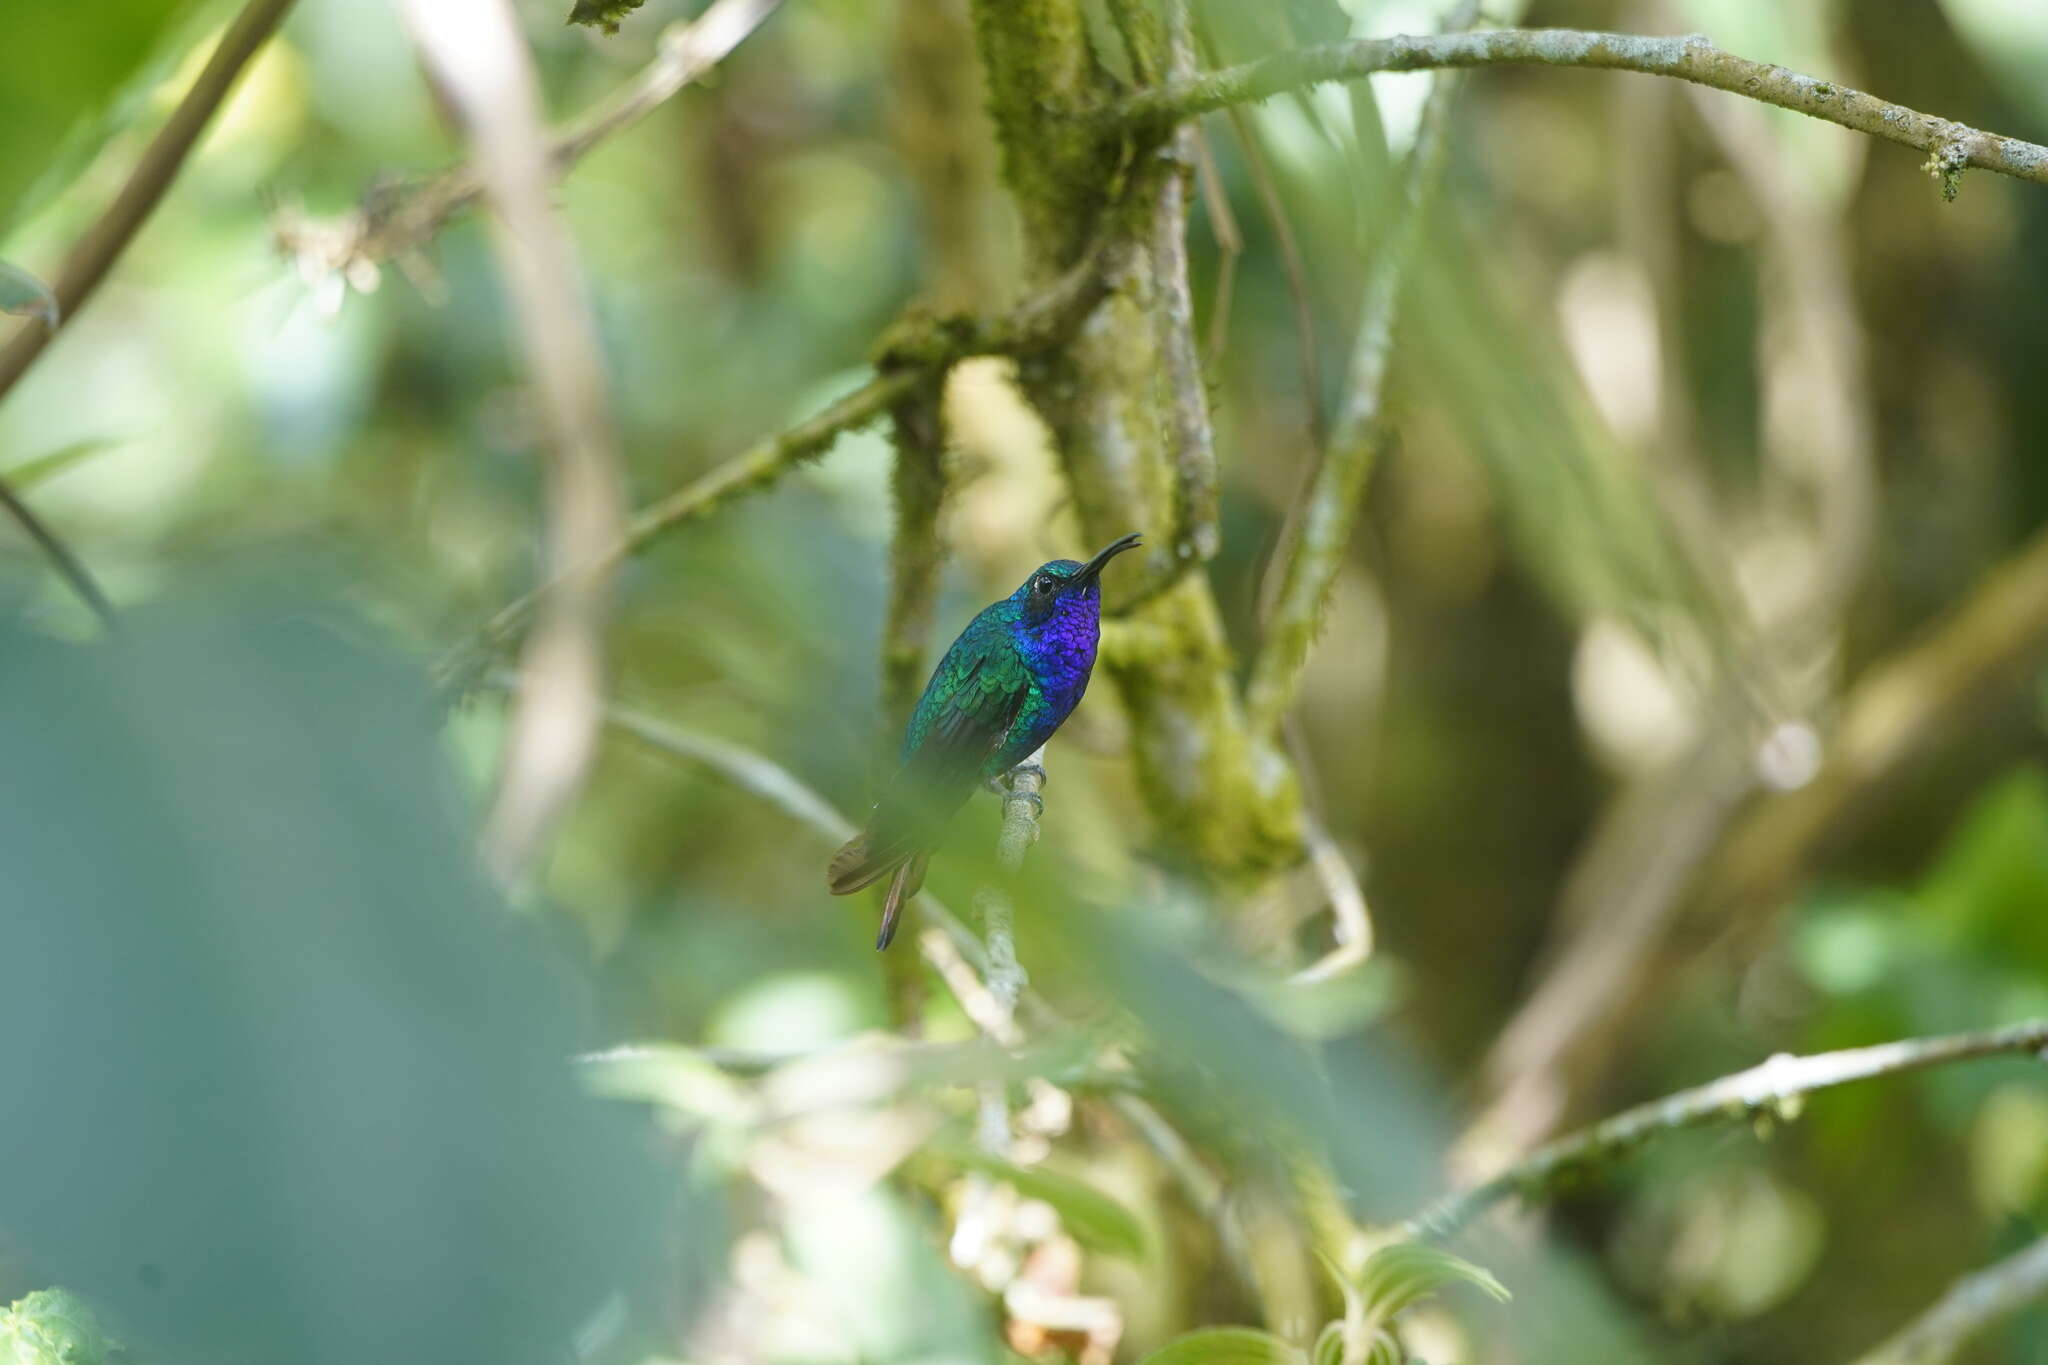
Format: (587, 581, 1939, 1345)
(402, 0, 627, 883)
(1851, 1236, 2048, 1365)
(282, 0, 781, 280)
(1408, 1018, 2048, 1240)
(0, 0, 296, 628)
(1100, 29, 2048, 196)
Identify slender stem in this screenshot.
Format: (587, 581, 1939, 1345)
(1099, 29, 2048, 195)
(1244, 9, 1472, 744)
(1406, 1018, 2048, 1239)
(1851, 1235, 2048, 1365)
(0, 0, 296, 627)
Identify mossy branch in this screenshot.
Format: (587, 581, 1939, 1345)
(881, 376, 951, 736)
(1098, 29, 2048, 198)
(1406, 1018, 2048, 1240)
(971, 0, 1304, 880)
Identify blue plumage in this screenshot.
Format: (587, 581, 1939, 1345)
(829, 533, 1143, 948)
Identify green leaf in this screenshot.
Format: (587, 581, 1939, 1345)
(1357, 1244, 1510, 1331)
(0, 1288, 121, 1365)
(941, 1145, 1148, 1259)
(0, 579, 674, 1363)
(566, 0, 646, 33)
(0, 260, 59, 330)
(1137, 1327, 1309, 1365)
(4, 439, 118, 492)
(0, 1, 207, 231)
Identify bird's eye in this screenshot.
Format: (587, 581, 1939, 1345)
(1034, 575, 1054, 595)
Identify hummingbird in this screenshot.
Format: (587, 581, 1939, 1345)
(828, 533, 1144, 949)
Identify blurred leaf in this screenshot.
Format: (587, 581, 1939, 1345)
(1937, 0, 2048, 124)
(0, 1289, 122, 1365)
(0, 576, 675, 1365)
(1918, 766, 2048, 960)
(2, 439, 118, 492)
(580, 1044, 760, 1128)
(1357, 1242, 1511, 1328)
(0, 1, 205, 231)
(940, 1144, 1148, 1259)
(567, 0, 646, 33)
(1137, 1327, 1308, 1365)
(0, 260, 59, 330)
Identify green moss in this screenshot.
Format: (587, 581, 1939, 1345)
(969, 0, 1306, 881)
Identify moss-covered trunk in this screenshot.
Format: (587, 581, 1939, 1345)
(969, 0, 1302, 878)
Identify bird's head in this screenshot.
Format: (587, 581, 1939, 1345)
(1010, 533, 1143, 627)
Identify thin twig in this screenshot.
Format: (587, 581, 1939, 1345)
(1151, 0, 1220, 569)
(404, 0, 627, 883)
(280, 0, 782, 279)
(0, 0, 295, 627)
(1407, 1018, 2048, 1240)
(1243, 6, 1474, 745)
(1099, 29, 2048, 196)
(1850, 1235, 2048, 1365)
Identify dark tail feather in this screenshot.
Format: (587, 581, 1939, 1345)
(875, 852, 929, 951)
(827, 833, 898, 895)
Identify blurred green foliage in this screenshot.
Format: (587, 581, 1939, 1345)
(0, 0, 2046, 1362)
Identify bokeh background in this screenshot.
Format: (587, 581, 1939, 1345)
(2, 0, 2047, 1361)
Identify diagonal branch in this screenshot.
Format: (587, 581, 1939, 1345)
(0, 0, 297, 628)
(1099, 29, 2048, 196)
(1850, 1235, 2048, 1365)
(444, 246, 1112, 686)
(1406, 1018, 2048, 1240)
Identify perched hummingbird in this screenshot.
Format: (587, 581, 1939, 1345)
(828, 533, 1144, 950)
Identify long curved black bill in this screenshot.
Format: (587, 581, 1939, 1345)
(1072, 532, 1143, 586)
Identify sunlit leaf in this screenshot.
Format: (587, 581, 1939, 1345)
(941, 1145, 1148, 1259)
(0, 260, 59, 330)
(0, 1289, 122, 1365)
(1137, 1327, 1308, 1365)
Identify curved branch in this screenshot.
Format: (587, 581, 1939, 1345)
(1407, 1018, 2048, 1239)
(1851, 1235, 2048, 1365)
(1100, 29, 2048, 196)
